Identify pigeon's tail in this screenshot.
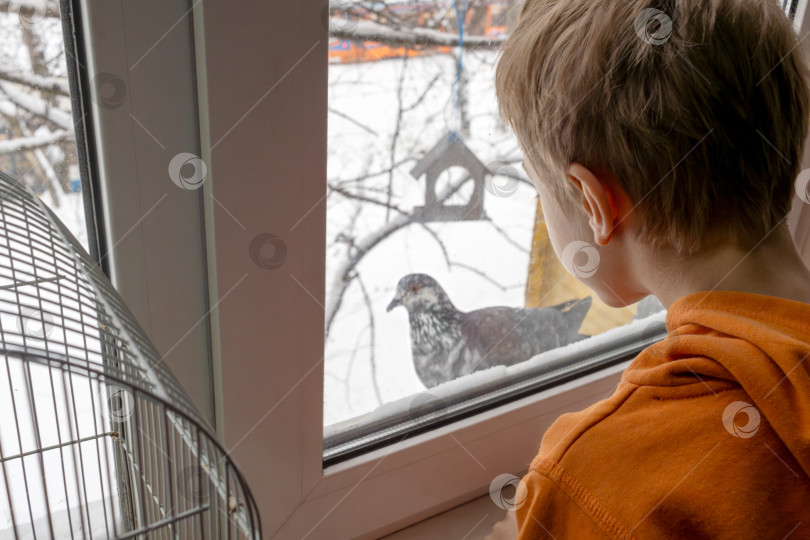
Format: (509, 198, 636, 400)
(550, 296, 592, 344)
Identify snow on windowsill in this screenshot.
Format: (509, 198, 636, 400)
(324, 310, 668, 442)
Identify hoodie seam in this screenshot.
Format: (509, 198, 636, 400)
(529, 458, 635, 539)
(669, 293, 810, 335)
(551, 383, 640, 461)
(651, 387, 738, 401)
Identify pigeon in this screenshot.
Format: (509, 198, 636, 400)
(386, 273, 592, 388)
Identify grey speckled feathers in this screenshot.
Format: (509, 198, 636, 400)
(387, 273, 592, 388)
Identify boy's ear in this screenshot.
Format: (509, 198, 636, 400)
(565, 162, 621, 245)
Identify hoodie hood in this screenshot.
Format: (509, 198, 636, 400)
(623, 290, 810, 477)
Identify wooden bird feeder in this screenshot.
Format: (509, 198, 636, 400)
(409, 133, 486, 222)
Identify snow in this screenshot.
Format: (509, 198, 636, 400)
(326, 310, 668, 439)
(325, 50, 541, 426)
(0, 81, 73, 130)
(36, 191, 88, 250)
(0, 201, 110, 536)
(0, 7, 669, 528)
(0, 129, 71, 154)
(0, 67, 69, 97)
(324, 50, 666, 427)
(330, 16, 507, 47)
(0, 354, 115, 537)
(0, 9, 98, 536)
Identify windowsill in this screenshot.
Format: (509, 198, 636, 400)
(272, 358, 631, 538)
(324, 310, 666, 463)
(382, 492, 506, 539)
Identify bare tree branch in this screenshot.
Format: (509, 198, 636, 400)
(418, 222, 451, 269)
(0, 66, 68, 96)
(403, 73, 441, 113)
(0, 0, 60, 18)
(354, 272, 382, 405)
(343, 325, 370, 415)
(350, 1, 408, 31)
(0, 81, 73, 130)
(449, 261, 509, 291)
(325, 172, 473, 334)
(328, 106, 378, 136)
(331, 18, 506, 48)
(0, 128, 71, 154)
(328, 182, 409, 216)
(332, 157, 415, 187)
(485, 217, 530, 254)
(386, 53, 408, 222)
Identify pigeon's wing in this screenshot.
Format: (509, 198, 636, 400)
(555, 296, 592, 344)
(547, 297, 582, 312)
(460, 307, 565, 372)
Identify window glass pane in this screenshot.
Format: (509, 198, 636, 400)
(323, 0, 667, 457)
(0, 3, 95, 535)
(0, 5, 88, 248)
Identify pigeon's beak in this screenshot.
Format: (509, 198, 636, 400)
(386, 295, 402, 312)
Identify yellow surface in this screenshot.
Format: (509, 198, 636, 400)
(525, 198, 636, 335)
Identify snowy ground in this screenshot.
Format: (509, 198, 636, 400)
(0, 189, 111, 537)
(8, 29, 659, 449)
(0, 26, 671, 537)
(37, 190, 88, 250)
(324, 51, 540, 425)
(323, 50, 663, 426)
(23, 47, 656, 443)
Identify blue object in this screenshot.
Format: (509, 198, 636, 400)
(70, 179, 82, 192)
(443, 0, 467, 138)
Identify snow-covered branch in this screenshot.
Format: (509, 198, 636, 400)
(325, 173, 475, 334)
(332, 18, 507, 49)
(0, 81, 73, 130)
(0, 0, 60, 17)
(329, 182, 409, 215)
(354, 273, 382, 405)
(0, 67, 69, 96)
(0, 129, 71, 154)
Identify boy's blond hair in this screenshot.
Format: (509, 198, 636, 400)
(496, 0, 810, 254)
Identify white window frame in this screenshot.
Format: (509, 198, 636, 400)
(77, 0, 810, 537)
(76, 0, 215, 424)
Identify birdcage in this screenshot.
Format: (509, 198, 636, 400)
(0, 172, 261, 539)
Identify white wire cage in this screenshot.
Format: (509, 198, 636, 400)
(0, 172, 261, 539)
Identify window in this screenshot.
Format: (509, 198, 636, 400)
(323, 1, 666, 463)
(72, 0, 810, 538)
(0, 3, 90, 249)
(0, 2, 99, 537)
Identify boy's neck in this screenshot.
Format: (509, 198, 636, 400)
(643, 225, 810, 308)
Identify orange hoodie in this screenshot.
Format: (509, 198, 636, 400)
(515, 291, 810, 539)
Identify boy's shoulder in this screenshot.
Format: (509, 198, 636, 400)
(522, 290, 810, 537)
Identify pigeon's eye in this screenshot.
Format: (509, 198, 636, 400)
(410, 285, 419, 293)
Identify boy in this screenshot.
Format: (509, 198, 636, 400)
(486, 0, 810, 537)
